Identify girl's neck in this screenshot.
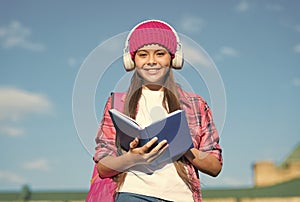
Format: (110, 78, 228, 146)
(142, 84, 164, 91)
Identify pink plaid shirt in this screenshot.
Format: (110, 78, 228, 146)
(93, 87, 222, 202)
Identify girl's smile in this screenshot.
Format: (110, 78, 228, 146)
(141, 66, 163, 75)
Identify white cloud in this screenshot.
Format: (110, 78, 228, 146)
(215, 46, 239, 61)
(220, 46, 238, 57)
(294, 44, 300, 53)
(179, 16, 205, 34)
(67, 56, 85, 68)
(0, 87, 52, 121)
(0, 21, 45, 51)
(0, 170, 26, 184)
(67, 57, 78, 67)
(23, 158, 50, 172)
(236, 1, 250, 12)
(0, 126, 24, 137)
(291, 78, 300, 87)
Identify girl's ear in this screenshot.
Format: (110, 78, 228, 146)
(123, 52, 135, 71)
(171, 45, 183, 69)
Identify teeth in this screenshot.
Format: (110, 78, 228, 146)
(143, 67, 161, 74)
(148, 69, 157, 73)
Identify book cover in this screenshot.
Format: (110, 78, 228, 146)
(108, 109, 194, 166)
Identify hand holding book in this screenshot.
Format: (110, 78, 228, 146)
(127, 137, 169, 164)
(108, 109, 194, 171)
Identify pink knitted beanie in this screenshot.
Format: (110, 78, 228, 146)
(128, 20, 177, 58)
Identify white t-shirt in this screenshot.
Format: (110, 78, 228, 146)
(118, 89, 193, 202)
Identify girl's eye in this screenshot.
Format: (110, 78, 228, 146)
(137, 52, 147, 57)
(157, 51, 166, 56)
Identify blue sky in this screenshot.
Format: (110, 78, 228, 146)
(0, 0, 300, 192)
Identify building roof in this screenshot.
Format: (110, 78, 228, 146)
(280, 143, 300, 166)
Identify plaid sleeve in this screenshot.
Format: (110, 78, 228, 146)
(93, 96, 118, 163)
(198, 99, 223, 164)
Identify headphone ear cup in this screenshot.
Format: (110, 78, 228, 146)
(172, 50, 183, 69)
(123, 52, 135, 71)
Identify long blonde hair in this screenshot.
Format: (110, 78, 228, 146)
(114, 68, 196, 193)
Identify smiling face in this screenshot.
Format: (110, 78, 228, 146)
(134, 44, 172, 90)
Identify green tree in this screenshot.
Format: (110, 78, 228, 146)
(19, 184, 31, 201)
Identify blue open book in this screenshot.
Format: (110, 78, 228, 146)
(108, 109, 194, 165)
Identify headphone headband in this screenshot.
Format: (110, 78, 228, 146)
(123, 19, 184, 71)
(124, 19, 181, 54)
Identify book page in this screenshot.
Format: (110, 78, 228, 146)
(109, 109, 140, 127)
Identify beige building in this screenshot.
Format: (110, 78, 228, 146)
(203, 143, 300, 202)
(253, 143, 300, 187)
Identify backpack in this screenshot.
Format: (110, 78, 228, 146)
(86, 92, 124, 202)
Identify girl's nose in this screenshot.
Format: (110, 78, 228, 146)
(147, 54, 157, 66)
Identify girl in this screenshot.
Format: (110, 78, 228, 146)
(93, 20, 222, 202)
